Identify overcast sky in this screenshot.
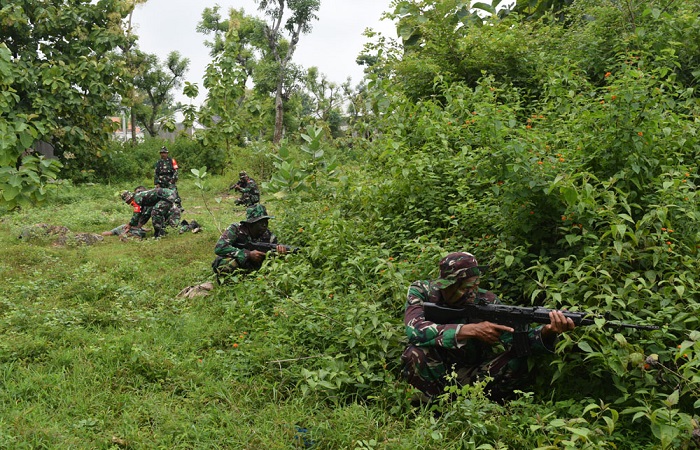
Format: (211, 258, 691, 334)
(132, 0, 398, 106)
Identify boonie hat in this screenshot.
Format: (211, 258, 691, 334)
(243, 204, 274, 223)
(120, 191, 134, 203)
(239, 171, 247, 177)
(160, 146, 169, 153)
(433, 252, 488, 289)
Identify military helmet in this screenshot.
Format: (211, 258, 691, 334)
(160, 146, 169, 153)
(433, 252, 488, 289)
(243, 204, 274, 223)
(120, 191, 134, 203)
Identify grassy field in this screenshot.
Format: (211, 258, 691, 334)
(0, 180, 421, 449)
(4, 176, 690, 449)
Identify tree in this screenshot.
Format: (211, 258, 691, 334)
(197, 7, 265, 151)
(120, 0, 148, 143)
(254, 0, 320, 145)
(133, 50, 190, 137)
(0, 0, 130, 209)
(301, 68, 345, 123)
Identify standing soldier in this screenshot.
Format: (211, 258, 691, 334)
(120, 187, 181, 238)
(229, 171, 260, 206)
(154, 146, 182, 210)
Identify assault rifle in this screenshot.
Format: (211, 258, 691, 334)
(423, 301, 658, 357)
(244, 242, 300, 254)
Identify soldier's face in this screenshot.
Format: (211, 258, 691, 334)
(442, 276, 480, 305)
(249, 219, 268, 238)
(160, 152, 168, 159)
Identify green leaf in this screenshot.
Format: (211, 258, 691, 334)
(613, 241, 623, 255)
(561, 186, 578, 205)
(577, 341, 593, 353)
(665, 390, 679, 406)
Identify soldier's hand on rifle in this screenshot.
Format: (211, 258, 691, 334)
(248, 250, 266, 263)
(276, 245, 288, 254)
(458, 321, 514, 345)
(541, 310, 575, 337)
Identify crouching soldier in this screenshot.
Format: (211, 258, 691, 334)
(121, 188, 181, 238)
(212, 204, 288, 282)
(229, 171, 260, 206)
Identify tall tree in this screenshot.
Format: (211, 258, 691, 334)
(0, 0, 129, 209)
(301, 67, 345, 123)
(254, 0, 320, 145)
(121, 0, 148, 143)
(133, 50, 190, 137)
(197, 7, 265, 151)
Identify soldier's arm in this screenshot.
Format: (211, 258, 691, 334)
(214, 227, 248, 265)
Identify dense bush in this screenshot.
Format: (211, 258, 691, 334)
(59, 135, 229, 184)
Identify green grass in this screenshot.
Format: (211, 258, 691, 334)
(2, 178, 685, 449)
(0, 180, 423, 449)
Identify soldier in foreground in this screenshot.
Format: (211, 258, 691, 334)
(120, 187, 181, 238)
(402, 252, 575, 404)
(229, 171, 260, 206)
(154, 146, 182, 210)
(212, 204, 288, 282)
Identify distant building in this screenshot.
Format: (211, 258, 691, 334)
(110, 116, 144, 142)
(157, 122, 199, 141)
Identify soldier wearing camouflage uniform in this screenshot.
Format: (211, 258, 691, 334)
(154, 146, 182, 210)
(212, 204, 288, 281)
(230, 171, 260, 206)
(402, 252, 575, 403)
(121, 187, 181, 238)
(102, 224, 147, 239)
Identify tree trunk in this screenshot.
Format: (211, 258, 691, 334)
(273, 84, 284, 145)
(130, 107, 137, 143)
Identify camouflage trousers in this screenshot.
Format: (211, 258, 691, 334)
(163, 183, 182, 209)
(235, 194, 259, 206)
(152, 200, 181, 235)
(401, 345, 532, 402)
(110, 224, 146, 238)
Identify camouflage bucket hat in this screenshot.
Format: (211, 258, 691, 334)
(239, 170, 247, 177)
(433, 252, 488, 289)
(160, 146, 168, 153)
(243, 204, 274, 223)
(120, 191, 134, 203)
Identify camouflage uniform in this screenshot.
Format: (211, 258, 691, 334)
(124, 188, 180, 238)
(212, 204, 278, 278)
(402, 252, 556, 402)
(154, 147, 182, 209)
(230, 172, 260, 206)
(108, 224, 147, 239)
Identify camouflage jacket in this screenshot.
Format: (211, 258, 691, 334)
(128, 188, 176, 227)
(154, 157, 179, 186)
(232, 178, 259, 197)
(404, 280, 553, 364)
(214, 222, 277, 270)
